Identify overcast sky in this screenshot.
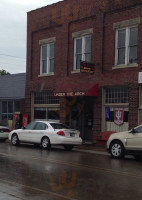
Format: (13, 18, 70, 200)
(0, 0, 59, 74)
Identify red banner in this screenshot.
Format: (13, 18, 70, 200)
(114, 108, 124, 126)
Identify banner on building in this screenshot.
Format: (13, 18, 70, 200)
(114, 108, 124, 125)
(105, 107, 110, 120)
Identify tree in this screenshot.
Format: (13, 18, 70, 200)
(0, 69, 10, 75)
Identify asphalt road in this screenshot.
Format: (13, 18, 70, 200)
(0, 142, 142, 200)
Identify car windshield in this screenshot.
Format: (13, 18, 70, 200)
(50, 123, 69, 129)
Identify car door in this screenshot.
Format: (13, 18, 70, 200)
(18, 122, 37, 142)
(29, 122, 47, 143)
(126, 125, 142, 151)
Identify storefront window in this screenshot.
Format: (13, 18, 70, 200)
(2, 101, 7, 113)
(14, 101, 20, 112)
(8, 101, 13, 113)
(34, 107, 60, 121)
(104, 87, 129, 132)
(105, 87, 128, 104)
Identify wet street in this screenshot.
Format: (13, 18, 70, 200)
(0, 143, 142, 200)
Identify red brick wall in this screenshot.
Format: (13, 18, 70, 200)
(26, 0, 142, 139)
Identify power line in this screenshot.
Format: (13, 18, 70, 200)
(0, 53, 26, 60)
(0, 61, 26, 67)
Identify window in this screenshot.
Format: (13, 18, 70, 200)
(115, 26, 138, 66)
(74, 35, 91, 70)
(25, 122, 36, 130)
(105, 87, 128, 104)
(40, 43, 54, 74)
(35, 122, 47, 130)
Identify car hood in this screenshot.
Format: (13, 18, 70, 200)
(109, 130, 129, 139)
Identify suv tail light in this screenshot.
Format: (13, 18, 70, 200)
(79, 133, 81, 137)
(57, 131, 65, 136)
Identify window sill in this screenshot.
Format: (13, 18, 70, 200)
(71, 70, 80, 74)
(112, 63, 138, 69)
(38, 73, 54, 77)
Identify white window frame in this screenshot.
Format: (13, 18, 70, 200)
(40, 42, 54, 75)
(73, 35, 91, 71)
(115, 25, 138, 66)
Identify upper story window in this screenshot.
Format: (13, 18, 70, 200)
(74, 35, 91, 70)
(40, 43, 54, 75)
(72, 28, 93, 71)
(39, 37, 56, 76)
(113, 18, 140, 68)
(115, 26, 138, 66)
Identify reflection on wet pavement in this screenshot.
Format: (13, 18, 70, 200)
(0, 143, 142, 199)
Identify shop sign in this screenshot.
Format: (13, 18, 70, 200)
(53, 91, 86, 97)
(114, 108, 124, 126)
(80, 61, 95, 74)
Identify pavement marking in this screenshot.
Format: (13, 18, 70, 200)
(0, 178, 77, 200)
(0, 152, 141, 180)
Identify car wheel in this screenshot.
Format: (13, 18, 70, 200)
(41, 137, 51, 150)
(64, 145, 74, 151)
(11, 134, 19, 146)
(110, 141, 124, 159)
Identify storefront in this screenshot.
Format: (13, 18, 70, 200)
(53, 84, 98, 140)
(31, 91, 60, 122)
(102, 86, 129, 132)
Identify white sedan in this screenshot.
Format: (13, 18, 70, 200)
(9, 121, 82, 150)
(0, 126, 11, 142)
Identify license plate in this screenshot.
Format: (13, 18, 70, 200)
(70, 133, 75, 137)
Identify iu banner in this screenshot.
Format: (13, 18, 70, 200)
(114, 108, 124, 126)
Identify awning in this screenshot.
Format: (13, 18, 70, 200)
(53, 83, 98, 97)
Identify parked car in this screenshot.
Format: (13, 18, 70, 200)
(107, 124, 142, 159)
(0, 126, 11, 142)
(9, 121, 82, 150)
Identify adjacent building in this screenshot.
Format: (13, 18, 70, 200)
(0, 73, 26, 127)
(25, 0, 142, 142)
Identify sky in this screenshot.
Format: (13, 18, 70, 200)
(0, 0, 59, 74)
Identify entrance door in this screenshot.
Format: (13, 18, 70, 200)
(66, 97, 94, 141)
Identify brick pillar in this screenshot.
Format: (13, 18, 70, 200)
(60, 97, 66, 124)
(93, 88, 102, 142)
(129, 83, 139, 129)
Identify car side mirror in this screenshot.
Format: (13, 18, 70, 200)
(22, 126, 26, 130)
(130, 128, 136, 134)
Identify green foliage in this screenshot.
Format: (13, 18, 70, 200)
(0, 69, 10, 75)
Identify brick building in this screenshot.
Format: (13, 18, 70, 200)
(25, 0, 142, 142)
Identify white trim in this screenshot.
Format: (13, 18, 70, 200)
(115, 25, 138, 66)
(72, 28, 93, 38)
(40, 43, 54, 75)
(39, 37, 56, 45)
(112, 63, 138, 69)
(38, 73, 55, 77)
(73, 35, 91, 70)
(113, 18, 140, 29)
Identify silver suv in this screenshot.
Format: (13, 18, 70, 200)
(107, 124, 142, 159)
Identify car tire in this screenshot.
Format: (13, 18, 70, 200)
(110, 141, 124, 159)
(41, 137, 51, 150)
(64, 145, 74, 151)
(11, 134, 19, 146)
